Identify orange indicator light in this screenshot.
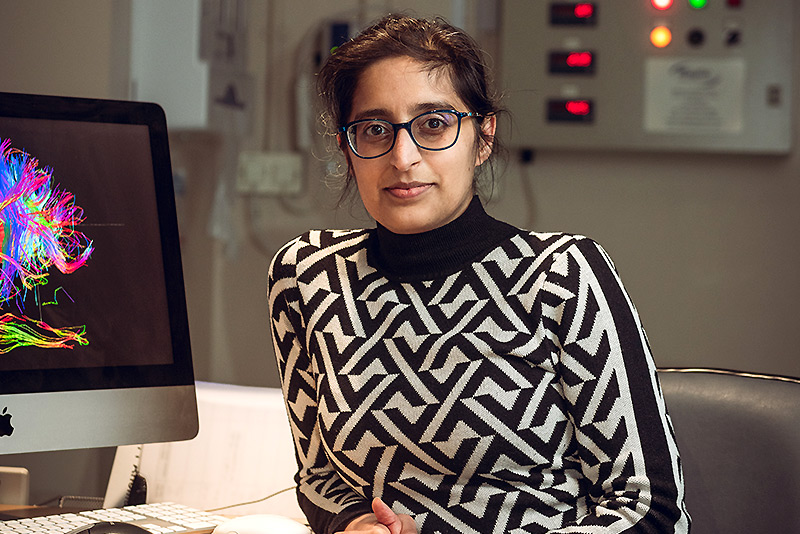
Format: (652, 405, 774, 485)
(650, 26, 673, 48)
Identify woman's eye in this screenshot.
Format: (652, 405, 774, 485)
(363, 123, 389, 137)
(418, 113, 454, 133)
(424, 118, 444, 130)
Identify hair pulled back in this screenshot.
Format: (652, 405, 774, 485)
(317, 13, 505, 200)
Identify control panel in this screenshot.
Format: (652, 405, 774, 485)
(500, 1, 794, 153)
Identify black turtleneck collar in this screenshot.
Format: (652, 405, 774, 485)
(367, 196, 519, 282)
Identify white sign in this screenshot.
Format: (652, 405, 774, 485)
(644, 57, 746, 134)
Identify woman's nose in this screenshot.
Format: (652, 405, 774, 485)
(388, 127, 422, 170)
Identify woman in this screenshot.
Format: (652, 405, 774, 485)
(268, 13, 690, 534)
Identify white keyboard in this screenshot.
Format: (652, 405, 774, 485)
(0, 502, 228, 534)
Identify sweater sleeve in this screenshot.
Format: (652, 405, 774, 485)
(546, 238, 690, 533)
(267, 236, 373, 534)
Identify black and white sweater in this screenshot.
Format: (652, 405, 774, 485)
(267, 197, 690, 534)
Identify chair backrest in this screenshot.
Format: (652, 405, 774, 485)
(658, 368, 800, 533)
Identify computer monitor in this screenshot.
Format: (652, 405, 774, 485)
(0, 92, 198, 455)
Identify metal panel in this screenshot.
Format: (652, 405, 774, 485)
(500, 1, 794, 153)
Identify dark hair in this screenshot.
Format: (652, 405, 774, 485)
(317, 13, 505, 202)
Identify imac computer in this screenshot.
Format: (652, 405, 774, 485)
(0, 92, 198, 455)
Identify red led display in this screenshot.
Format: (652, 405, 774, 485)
(549, 51, 595, 74)
(567, 52, 593, 68)
(547, 99, 594, 122)
(550, 2, 598, 25)
(566, 100, 592, 115)
(574, 3, 594, 18)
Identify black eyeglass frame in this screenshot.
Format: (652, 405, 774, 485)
(339, 109, 481, 159)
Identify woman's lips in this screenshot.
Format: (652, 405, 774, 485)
(385, 182, 433, 199)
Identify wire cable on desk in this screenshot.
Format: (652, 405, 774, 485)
(204, 486, 296, 513)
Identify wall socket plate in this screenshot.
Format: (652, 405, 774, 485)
(0, 466, 30, 505)
(236, 151, 303, 195)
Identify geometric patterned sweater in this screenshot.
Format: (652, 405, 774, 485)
(267, 197, 690, 534)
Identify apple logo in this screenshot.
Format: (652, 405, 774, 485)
(0, 407, 14, 437)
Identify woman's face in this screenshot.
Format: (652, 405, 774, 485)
(344, 56, 495, 234)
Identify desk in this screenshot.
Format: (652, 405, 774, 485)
(0, 504, 309, 533)
(0, 504, 220, 533)
(106, 383, 302, 519)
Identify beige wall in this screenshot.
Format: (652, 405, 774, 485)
(502, 149, 800, 377)
(1, 0, 799, 502)
(2, 0, 799, 386)
(0, 0, 130, 99)
(184, 0, 800, 385)
(165, 0, 489, 388)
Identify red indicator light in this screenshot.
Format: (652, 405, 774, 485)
(566, 100, 592, 115)
(566, 52, 593, 68)
(574, 3, 594, 18)
(651, 0, 673, 9)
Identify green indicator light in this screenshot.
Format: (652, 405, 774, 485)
(688, 0, 708, 8)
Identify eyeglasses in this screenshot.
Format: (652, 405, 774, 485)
(340, 109, 480, 159)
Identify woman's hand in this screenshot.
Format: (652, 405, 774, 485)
(338, 498, 417, 534)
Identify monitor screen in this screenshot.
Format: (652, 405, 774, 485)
(0, 92, 198, 454)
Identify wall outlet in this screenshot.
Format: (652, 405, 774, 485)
(0, 466, 30, 505)
(236, 151, 303, 195)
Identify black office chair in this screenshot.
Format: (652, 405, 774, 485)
(658, 367, 800, 533)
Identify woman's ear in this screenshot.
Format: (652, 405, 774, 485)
(338, 134, 356, 183)
(337, 132, 355, 176)
(475, 114, 497, 166)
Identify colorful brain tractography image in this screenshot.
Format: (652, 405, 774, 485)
(0, 138, 94, 354)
